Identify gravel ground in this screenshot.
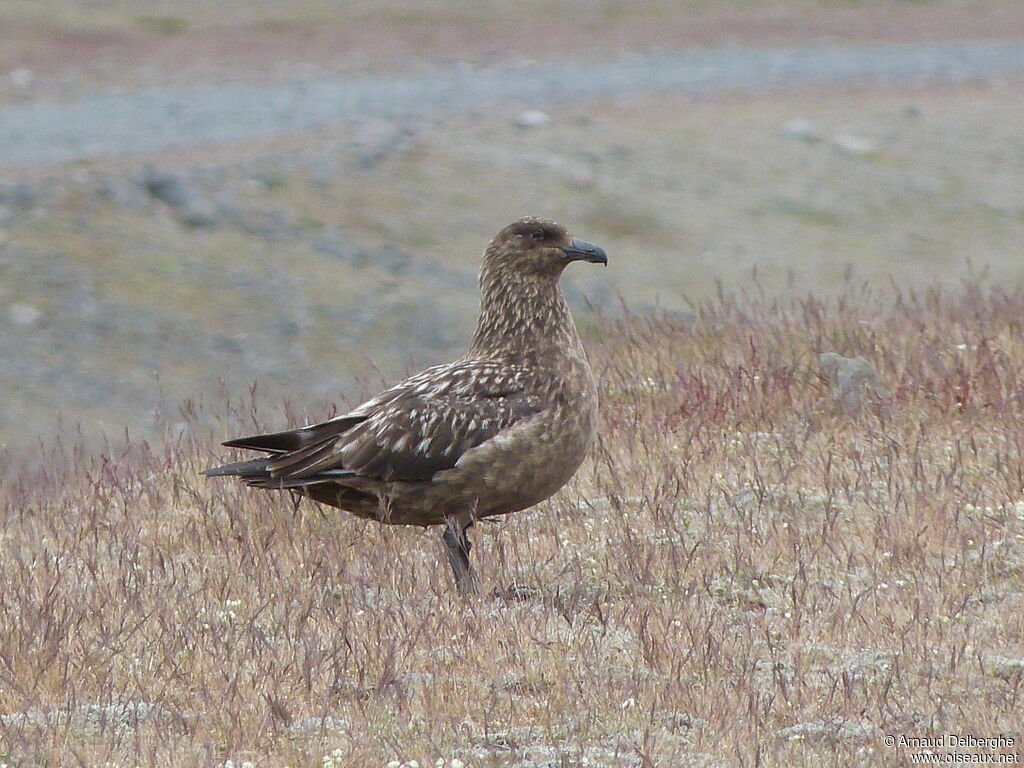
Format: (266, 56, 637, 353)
(3, 39, 1024, 166)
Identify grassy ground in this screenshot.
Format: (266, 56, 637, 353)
(2, 281, 1022, 767)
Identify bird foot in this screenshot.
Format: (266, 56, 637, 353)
(442, 522, 477, 596)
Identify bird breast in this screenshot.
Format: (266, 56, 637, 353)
(444, 359, 598, 518)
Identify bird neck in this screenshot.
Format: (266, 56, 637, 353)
(469, 268, 582, 362)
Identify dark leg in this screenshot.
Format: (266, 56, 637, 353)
(442, 520, 476, 594)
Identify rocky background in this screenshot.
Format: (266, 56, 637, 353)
(1, 0, 1023, 461)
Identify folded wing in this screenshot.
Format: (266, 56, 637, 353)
(203, 360, 543, 487)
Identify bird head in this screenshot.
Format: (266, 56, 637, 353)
(482, 217, 608, 281)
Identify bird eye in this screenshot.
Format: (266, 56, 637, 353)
(530, 229, 545, 241)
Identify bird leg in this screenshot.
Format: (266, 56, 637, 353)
(442, 519, 476, 594)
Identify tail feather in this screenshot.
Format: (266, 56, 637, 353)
(245, 469, 358, 490)
(201, 458, 272, 477)
(222, 429, 309, 453)
(203, 457, 359, 489)
(222, 415, 366, 454)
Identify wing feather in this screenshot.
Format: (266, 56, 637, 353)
(214, 359, 544, 486)
(267, 437, 341, 477)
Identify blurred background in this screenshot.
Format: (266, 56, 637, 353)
(1, 0, 1023, 461)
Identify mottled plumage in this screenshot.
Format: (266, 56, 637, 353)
(203, 217, 607, 590)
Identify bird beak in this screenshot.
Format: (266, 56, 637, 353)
(560, 237, 608, 265)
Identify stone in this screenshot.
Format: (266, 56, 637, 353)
(351, 119, 409, 168)
(97, 176, 151, 211)
(780, 118, 819, 143)
(141, 167, 220, 228)
(984, 654, 1024, 679)
(831, 133, 876, 157)
(818, 352, 891, 412)
(0, 180, 35, 209)
(514, 109, 550, 128)
(384, 672, 435, 696)
(8, 303, 42, 327)
(9, 68, 33, 91)
(289, 714, 350, 735)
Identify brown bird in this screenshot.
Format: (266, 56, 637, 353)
(203, 217, 607, 591)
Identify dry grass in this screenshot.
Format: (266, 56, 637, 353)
(3, 281, 1024, 767)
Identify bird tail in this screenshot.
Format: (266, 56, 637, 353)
(222, 415, 366, 454)
(200, 458, 272, 478)
(202, 457, 359, 489)
(204, 415, 367, 485)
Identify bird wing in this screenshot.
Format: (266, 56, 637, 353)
(251, 360, 544, 484)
